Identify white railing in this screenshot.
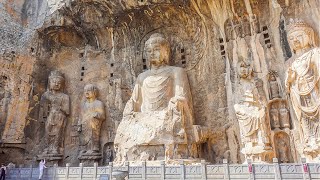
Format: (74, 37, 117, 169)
(5, 158, 320, 180)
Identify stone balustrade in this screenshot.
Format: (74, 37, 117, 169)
(4, 158, 320, 180)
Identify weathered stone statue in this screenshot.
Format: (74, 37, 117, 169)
(39, 70, 70, 157)
(114, 33, 199, 163)
(277, 139, 289, 163)
(285, 19, 320, 161)
(268, 71, 281, 100)
(279, 103, 290, 129)
(234, 60, 273, 163)
(78, 84, 105, 164)
(270, 104, 280, 129)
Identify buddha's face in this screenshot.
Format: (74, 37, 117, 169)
(145, 38, 168, 67)
(239, 64, 250, 79)
(49, 77, 63, 91)
(84, 87, 96, 100)
(288, 30, 310, 52)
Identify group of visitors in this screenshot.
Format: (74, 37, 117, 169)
(0, 159, 47, 180)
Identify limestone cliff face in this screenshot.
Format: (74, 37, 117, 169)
(0, 0, 319, 165)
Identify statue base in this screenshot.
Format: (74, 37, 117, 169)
(242, 145, 274, 163)
(78, 152, 102, 166)
(303, 145, 320, 162)
(37, 153, 63, 166)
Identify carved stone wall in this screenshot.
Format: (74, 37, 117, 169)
(0, 0, 319, 165)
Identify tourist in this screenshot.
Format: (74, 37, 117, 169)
(0, 164, 6, 180)
(38, 159, 47, 180)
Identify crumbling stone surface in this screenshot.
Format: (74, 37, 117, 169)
(0, 0, 319, 166)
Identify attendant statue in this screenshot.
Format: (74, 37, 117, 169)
(78, 84, 105, 155)
(234, 60, 272, 162)
(277, 140, 289, 163)
(270, 104, 280, 129)
(114, 33, 198, 163)
(268, 71, 281, 100)
(285, 19, 320, 160)
(40, 71, 70, 155)
(279, 103, 290, 129)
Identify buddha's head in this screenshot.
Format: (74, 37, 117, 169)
(238, 60, 252, 79)
(145, 33, 170, 68)
(84, 84, 98, 101)
(48, 70, 64, 92)
(287, 19, 315, 54)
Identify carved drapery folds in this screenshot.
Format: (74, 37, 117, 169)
(78, 84, 105, 165)
(285, 19, 320, 161)
(114, 33, 205, 164)
(38, 71, 70, 163)
(234, 59, 273, 163)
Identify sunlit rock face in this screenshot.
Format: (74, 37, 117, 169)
(0, 0, 319, 165)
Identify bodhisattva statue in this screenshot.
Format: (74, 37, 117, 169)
(40, 71, 70, 155)
(78, 84, 105, 156)
(234, 60, 273, 163)
(285, 19, 320, 160)
(114, 33, 198, 163)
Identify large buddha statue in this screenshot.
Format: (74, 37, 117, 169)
(39, 71, 70, 156)
(285, 19, 320, 161)
(114, 33, 198, 163)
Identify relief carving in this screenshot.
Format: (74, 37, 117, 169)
(274, 132, 291, 163)
(114, 33, 202, 163)
(39, 71, 70, 161)
(285, 19, 320, 161)
(234, 59, 273, 163)
(78, 84, 105, 164)
(0, 76, 10, 136)
(267, 71, 282, 100)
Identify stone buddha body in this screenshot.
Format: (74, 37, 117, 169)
(40, 71, 70, 155)
(114, 33, 197, 163)
(285, 19, 320, 160)
(234, 60, 272, 162)
(78, 84, 105, 156)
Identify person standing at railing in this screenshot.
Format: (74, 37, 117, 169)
(38, 159, 47, 180)
(0, 164, 6, 180)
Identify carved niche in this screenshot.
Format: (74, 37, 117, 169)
(268, 100, 291, 130)
(274, 132, 292, 163)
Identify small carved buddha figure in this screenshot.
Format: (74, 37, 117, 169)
(277, 140, 289, 163)
(40, 71, 70, 155)
(268, 72, 281, 100)
(114, 33, 196, 163)
(279, 103, 290, 129)
(270, 104, 280, 129)
(78, 84, 105, 155)
(285, 19, 320, 159)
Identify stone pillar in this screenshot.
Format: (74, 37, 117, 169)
(223, 159, 230, 180)
(201, 160, 207, 180)
(273, 158, 281, 180)
(94, 162, 98, 179)
(109, 162, 113, 178)
(53, 164, 58, 180)
(142, 161, 146, 180)
(301, 158, 311, 180)
(247, 159, 255, 180)
(180, 160, 185, 180)
(160, 161, 165, 180)
(66, 163, 70, 179)
(79, 163, 83, 179)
